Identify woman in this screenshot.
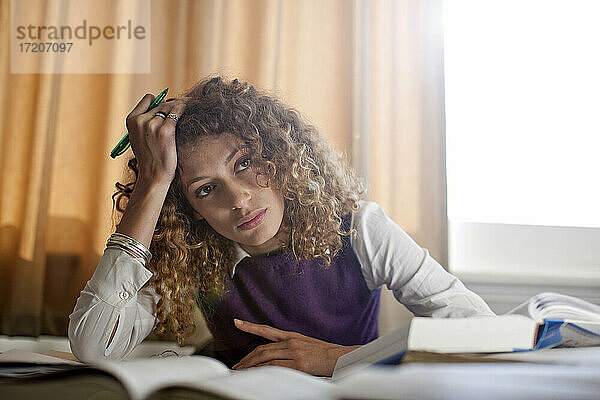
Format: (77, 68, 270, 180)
(68, 76, 494, 376)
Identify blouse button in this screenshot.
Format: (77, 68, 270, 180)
(119, 291, 130, 300)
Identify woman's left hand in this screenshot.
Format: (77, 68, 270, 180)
(231, 319, 360, 377)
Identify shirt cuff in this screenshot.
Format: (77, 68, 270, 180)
(87, 247, 154, 308)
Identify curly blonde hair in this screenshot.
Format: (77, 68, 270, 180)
(112, 75, 366, 345)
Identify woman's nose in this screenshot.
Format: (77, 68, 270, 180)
(229, 187, 252, 210)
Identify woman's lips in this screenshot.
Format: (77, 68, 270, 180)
(237, 209, 267, 230)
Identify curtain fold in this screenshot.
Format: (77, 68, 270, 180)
(351, 0, 446, 333)
(0, 0, 446, 342)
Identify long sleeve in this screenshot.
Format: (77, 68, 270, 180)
(68, 247, 160, 363)
(350, 201, 495, 317)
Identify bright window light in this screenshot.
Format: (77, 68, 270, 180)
(444, 0, 600, 229)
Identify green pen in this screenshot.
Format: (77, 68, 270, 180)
(110, 88, 169, 158)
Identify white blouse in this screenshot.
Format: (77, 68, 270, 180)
(68, 201, 495, 363)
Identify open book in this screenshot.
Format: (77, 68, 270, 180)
(332, 292, 600, 381)
(3, 347, 600, 400)
(0, 350, 334, 400)
(508, 292, 600, 348)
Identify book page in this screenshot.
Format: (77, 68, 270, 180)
(506, 301, 531, 317)
(540, 305, 600, 322)
(151, 366, 336, 400)
(513, 292, 600, 322)
(332, 323, 410, 381)
(0, 349, 82, 366)
(0, 349, 84, 379)
(94, 355, 230, 400)
(42, 350, 81, 362)
(559, 323, 600, 347)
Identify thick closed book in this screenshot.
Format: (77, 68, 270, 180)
(332, 315, 540, 381)
(332, 292, 600, 381)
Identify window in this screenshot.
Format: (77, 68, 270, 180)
(444, 0, 600, 287)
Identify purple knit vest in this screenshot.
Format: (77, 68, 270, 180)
(202, 221, 381, 367)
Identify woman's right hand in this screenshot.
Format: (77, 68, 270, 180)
(125, 94, 187, 188)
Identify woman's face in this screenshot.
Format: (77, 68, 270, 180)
(177, 132, 286, 256)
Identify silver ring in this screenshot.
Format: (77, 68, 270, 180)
(167, 113, 179, 122)
(154, 111, 167, 120)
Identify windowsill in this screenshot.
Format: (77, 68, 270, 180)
(458, 277, 600, 315)
(452, 270, 600, 288)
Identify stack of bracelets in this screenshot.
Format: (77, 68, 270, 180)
(106, 232, 152, 266)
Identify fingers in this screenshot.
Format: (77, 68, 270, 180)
(126, 95, 187, 133)
(234, 319, 298, 342)
(160, 102, 186, 129)
(232, 343, 292, 370)
(231, 329, 343, 376)
(139, 100, 184, 129)
(148, 103, 185, 153)
(127, 93, 154, 121)
(143, 105, 172, 133)
(124, 94, 187, 185)
(127, 99, 184, 154)
(244, 360, 296, 370)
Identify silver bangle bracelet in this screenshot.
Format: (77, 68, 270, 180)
(107, 242, 147, 264)
(106, 232, 152, 265)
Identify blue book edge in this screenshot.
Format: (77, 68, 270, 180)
(534, 318, 600, 349)
(375, 351, 407, 366)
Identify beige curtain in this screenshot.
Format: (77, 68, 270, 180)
(0, 0, 445, 342)
(353, 0, 447, 333)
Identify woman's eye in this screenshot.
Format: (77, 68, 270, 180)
(196, 184, 215, 198)
(236, 157, 251, 171)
